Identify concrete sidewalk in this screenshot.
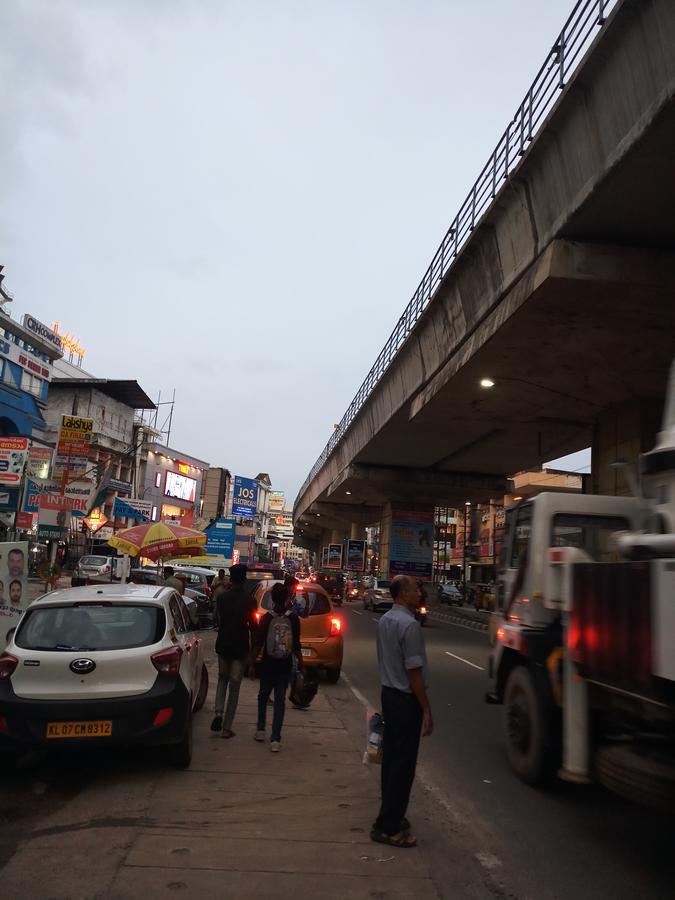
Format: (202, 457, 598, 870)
(0, 635, 443, 899)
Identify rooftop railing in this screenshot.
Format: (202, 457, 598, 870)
(297, 0, 619, 505)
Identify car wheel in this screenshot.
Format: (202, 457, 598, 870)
(170, 714, 193, 769)
(194, 665, 209, 712)
(325, 667, 341, 684)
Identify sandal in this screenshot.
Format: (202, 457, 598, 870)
(370, 829, 417, 849)
(401, 817, 411, 831)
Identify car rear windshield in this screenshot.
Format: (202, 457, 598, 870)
(15, 604, 166, 651)
(260, 589, 330, 617)
(377, 581, 392, 589)
(80, 556, 109, 567)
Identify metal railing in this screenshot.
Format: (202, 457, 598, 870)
(297, 0, 618, 505)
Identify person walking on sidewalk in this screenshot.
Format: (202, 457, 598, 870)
(371, 574, 433, 849)
(211, 563, 255, 739)
(249, 582, 303, 752)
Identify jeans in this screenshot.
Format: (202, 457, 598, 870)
(257, 671, 290, 742)
(374, 686, 423, 836)
(215, 656, 245, 731)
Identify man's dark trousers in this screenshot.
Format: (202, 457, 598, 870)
(374, 685, 423, 836)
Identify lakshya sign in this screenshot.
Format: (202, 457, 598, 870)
(54, 415, 93, 476)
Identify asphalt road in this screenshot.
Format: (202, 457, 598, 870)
(341, 602, 675, 900)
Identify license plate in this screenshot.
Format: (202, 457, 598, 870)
(46, 720, 112, 739)
(301, 648, 311, 657)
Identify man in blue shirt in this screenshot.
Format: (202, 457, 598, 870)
(371, 574, 433, 849)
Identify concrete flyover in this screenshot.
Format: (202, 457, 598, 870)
(294, 0, 675, 549)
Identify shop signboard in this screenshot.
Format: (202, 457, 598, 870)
(327, 544, 342, 569)
(269, 491, 285, 513)
(232, 476, 258, 518)
(0, 489, 20, 512)
(113, 497, 152, 521)
(346, 539, 366, 572)
(0, 541, 29, 630)
(15, 511, 33, 530)
(22, 315, 63, 353)
(37, 505, 71, 537)
(53, 415, 93, 477)
(389, 509, 434, 579)
(24, 479, 42, 514)
(0, 336, 52, 382)
(0, 437, 29, 485)
(204, 517, 236, 559)
(26, 444, 52, 479)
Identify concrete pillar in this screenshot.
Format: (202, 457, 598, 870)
(591, 399, 662, 495)
(350, 522, 365, 540)
(378, 502, 435, 581)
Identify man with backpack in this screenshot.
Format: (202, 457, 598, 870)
(249, 582, 303, 752)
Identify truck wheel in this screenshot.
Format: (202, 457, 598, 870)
(596, 744, 675, 811)
(503, 666, 556, 785)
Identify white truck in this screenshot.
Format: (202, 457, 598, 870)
(487, 363, 675, 809)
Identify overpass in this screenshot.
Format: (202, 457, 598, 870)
(294, 0, 675, 556)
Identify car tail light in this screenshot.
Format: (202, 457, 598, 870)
(152, 707, 174, 727)
(151, 646, 183, 676)
(419, 606, 427, 615)
(330, 617, 342, 636)
(0, 653, 18, 680)
(253, 610, 262, 623)
(104, 565, 111, 573)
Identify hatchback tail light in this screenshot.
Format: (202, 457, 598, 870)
(152, 707, 174, 727)
(151, 646, 183, 676)
(253, 610, 262, 623)
(0, 653, 18, 680)
(330, 618, 342, 636)
(419, 606, 427, 615)
(104, 564, 111, 573)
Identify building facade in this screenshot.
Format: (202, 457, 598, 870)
(138, 443, 209, 524)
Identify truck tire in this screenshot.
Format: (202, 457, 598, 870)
(596, 744, 675, 811)
(503, 666, 557, 786)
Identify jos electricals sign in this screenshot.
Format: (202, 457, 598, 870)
(232, 476, 258, 518)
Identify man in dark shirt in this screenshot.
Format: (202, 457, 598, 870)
(249, 582, 303, 752)
(211, 563, 255, 738)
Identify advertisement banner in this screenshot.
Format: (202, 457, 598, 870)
(327, 544, 342, 569)
(15, 511, 33, 530)
(38, 502, 71, 535)
(321, 546, 329, 567)
(204, 517, 236, 559)
(0, 437, 29, 485)
(389, 509, 434, 579)
(113, 497, 152, 521)
(0, 541, 29, 631)
(232, 476, 259, 518)
(53, 415, 93, 477)
(269, 491, 285, 513)
(346, 539, 366, 572)
(26, 444, 52, 479)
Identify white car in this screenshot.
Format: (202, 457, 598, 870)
(0, 584, 208, 768)
(364, 579, 394, 612)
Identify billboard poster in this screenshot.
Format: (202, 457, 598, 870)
(269, 491, 285, 513)
(321, 546, 329, 567)
(53, 415, 93, 477)
(113, 497, 152, 521)
(232, 476, 259, 518)
(0, 541, 29, 633)
(204, 517, 236, 559)
(327, 544, 342, 569)
(346, 539, 366, 572)
(0, 437, 29, 485)
(26, 444, 52, 480)
(389, 509, 434, 580)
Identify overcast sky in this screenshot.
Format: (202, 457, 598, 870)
(1, 0, 588, 501)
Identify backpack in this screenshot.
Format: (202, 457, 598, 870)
(266, 611, 293, 660)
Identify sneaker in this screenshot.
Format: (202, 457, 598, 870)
(210, 715, 223, 732)
(270, 741, 281, 753)
(254, 730, 266, 742)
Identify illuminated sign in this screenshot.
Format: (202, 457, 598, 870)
(177, 462, 190, 475)
(51, 322, 86, 362)
(164, 471, 197, 502)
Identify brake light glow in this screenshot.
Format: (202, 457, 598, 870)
(419, 606, 427, 615)
(330, 617, 342, 636)
(0, 653, 18, 680)
(253, 610, 262, 623)
(152, 707, 174, 727)
(151, 646, 183, 676)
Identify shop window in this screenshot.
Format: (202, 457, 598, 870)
(154, 471, 162, 488)
(20, 371, 42, 397)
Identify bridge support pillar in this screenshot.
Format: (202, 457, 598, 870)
(591, 399, 663, 496)
(378, 502, 435, 581)
(349, 522, 365, 540)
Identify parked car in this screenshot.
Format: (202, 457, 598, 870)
(438, 582, 463, 606)
(71, 555, 120, 587)
(364, 579, 394, 612)
(129, 569, 213, 627)
(252, 580, 344, 683)
(0, 583, 209, 767)
(172, 566, 216, 597)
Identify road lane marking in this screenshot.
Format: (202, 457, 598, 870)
(351, 609, 363, 616)
(444, 650, 484, 671)
(341, 671, 373, 710)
